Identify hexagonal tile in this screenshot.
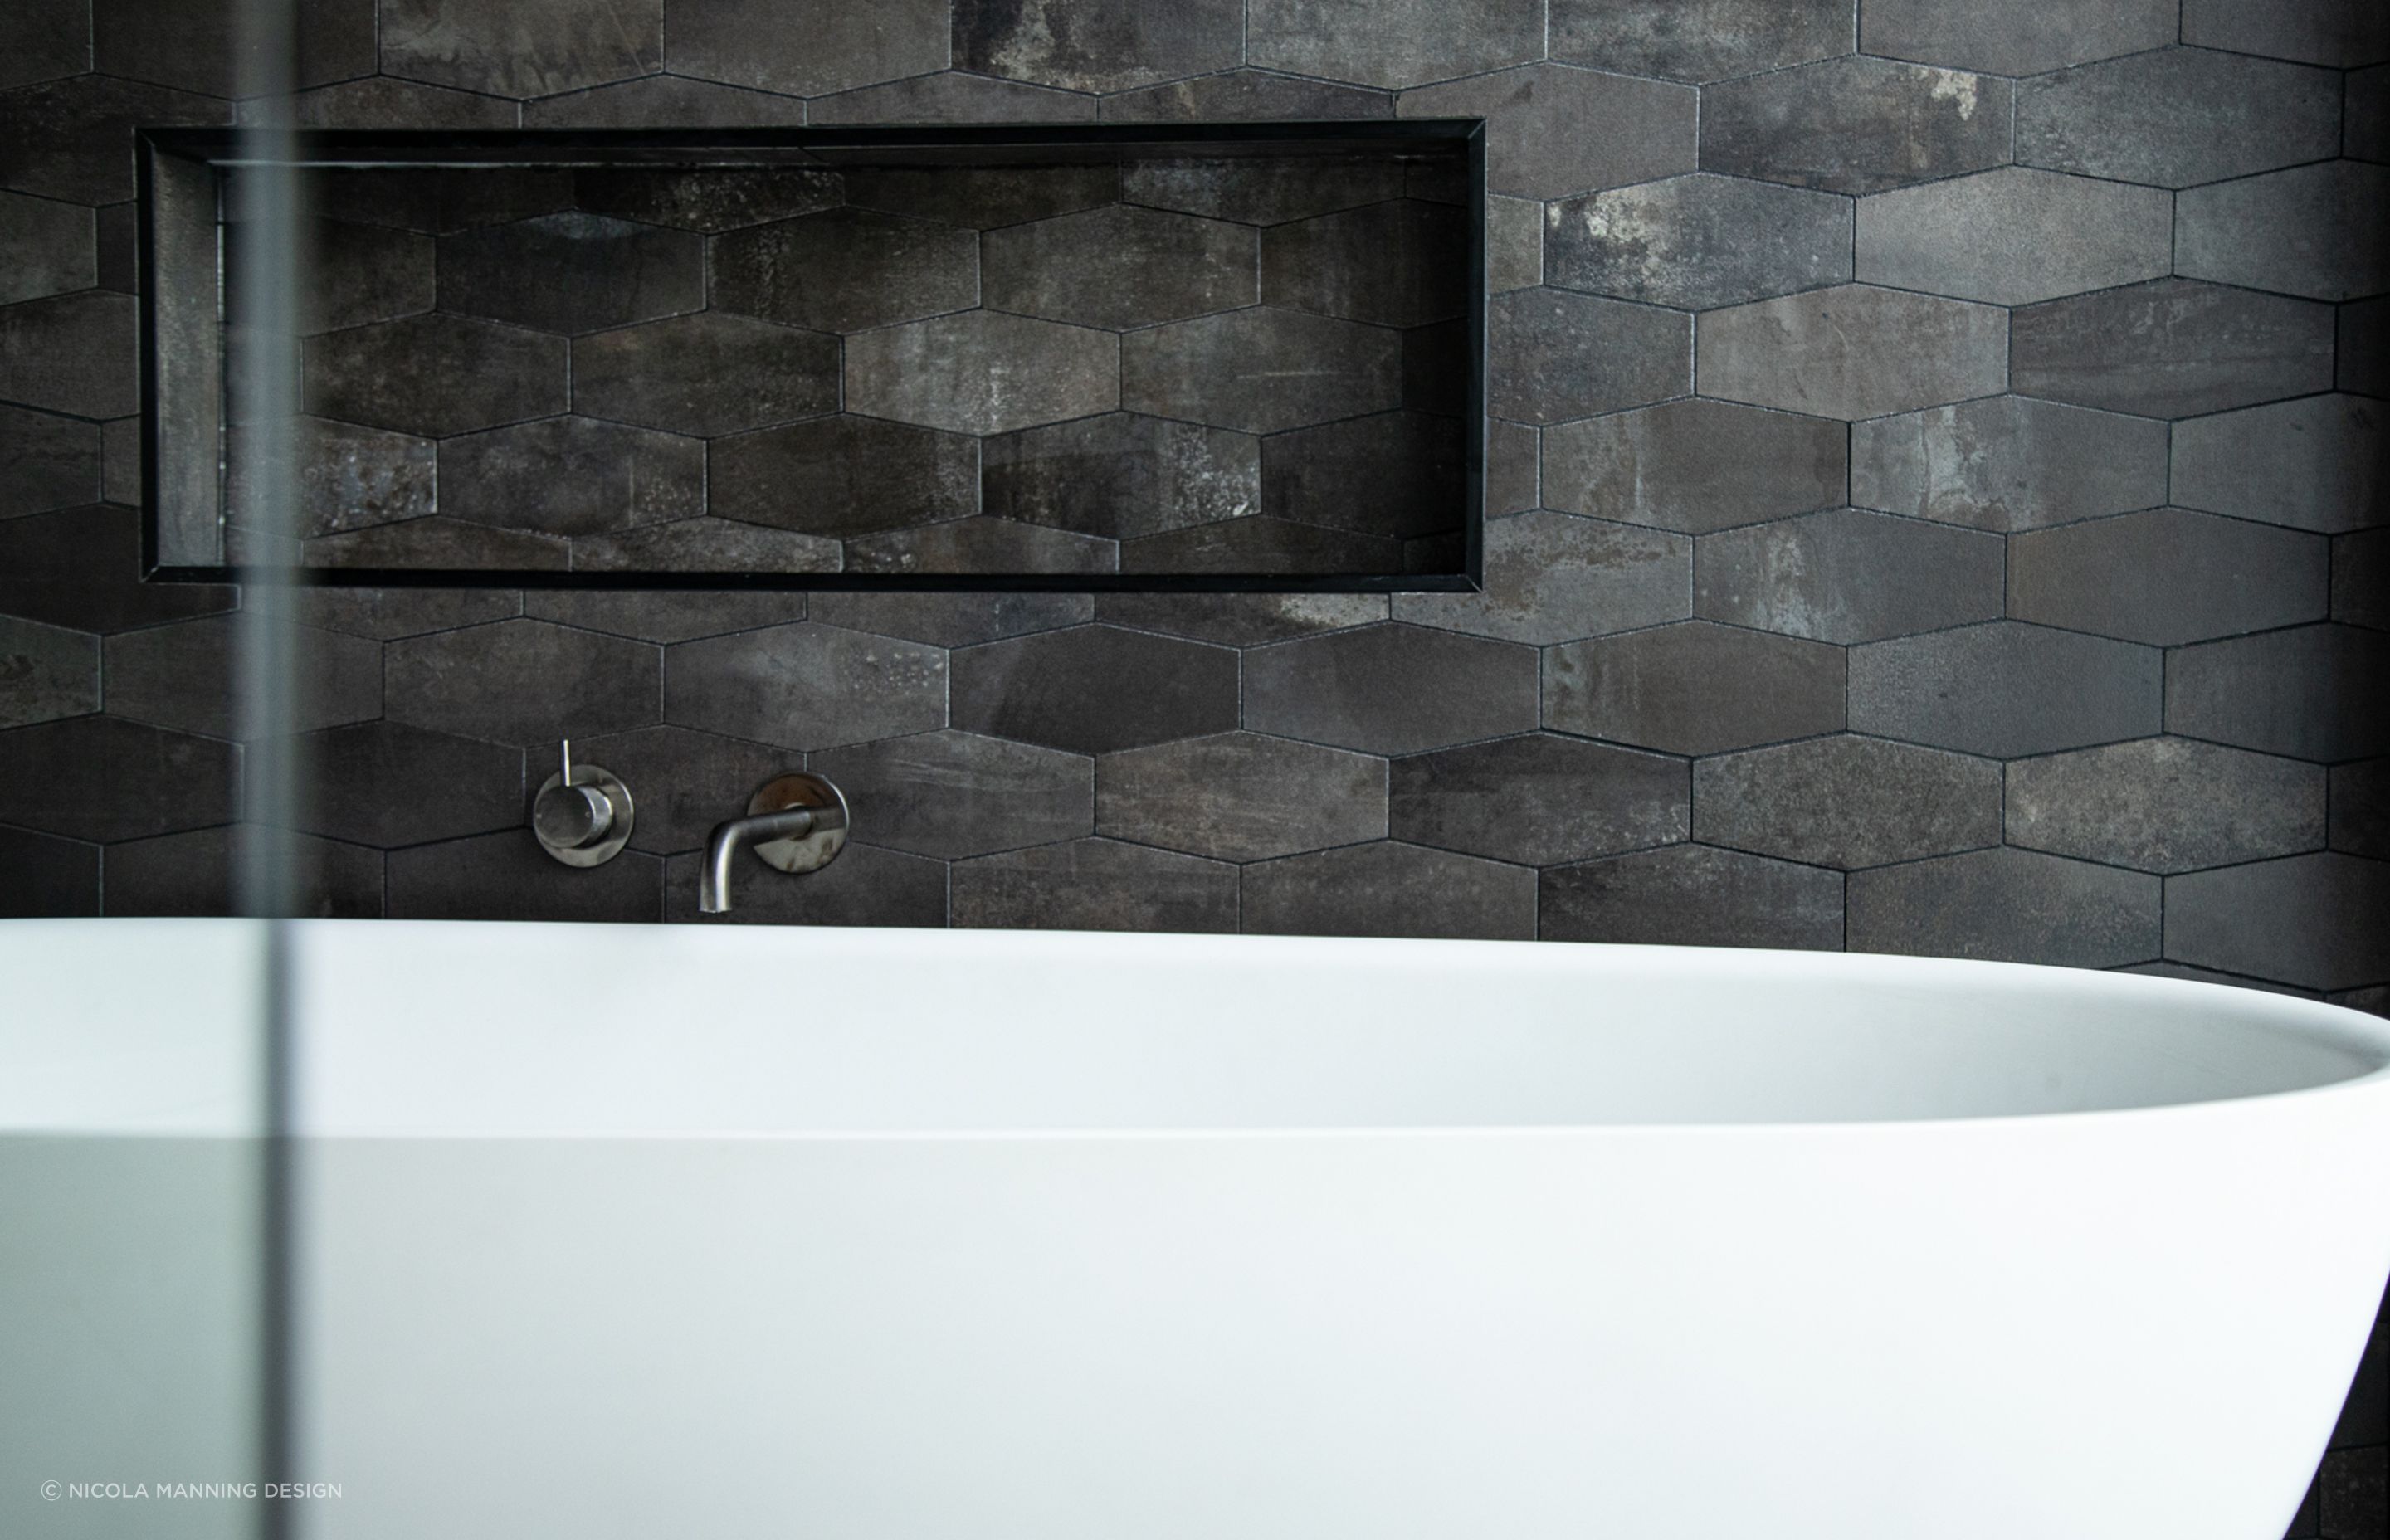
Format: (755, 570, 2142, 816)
(808, 593, 1093, 651)
(102, 826, 383, 919)
(951, 625, 1239, 754)
(1850, 621, 2162, 758)
(2178, 162, 2390, 304)
(2166, 625, 2390, 763)
(1095, 592, 1388, 648)
(0, 188, 93, 305)
(573, 167, 838, 231)
(571, 313, 838, 437)
(0, 76, 224, 206)
(1096, 730, 1385, 862)
(848, 311, 1119, 436)
(1550, 0, 1850, 82)
(1491, 289, 1691, 425)
(849, 518, 1119, 577)
(2172, 396, 2383, 535)
(1397, 64, 1697, 200)
(1119, 516, 1392, 577)
(1856, 168, 2171, 306)
(952, 838, 1236, 933)
(1851, 397, 2169, 533)
(1099, 71, 1394, 123)
(807, 71, 1095, 125)
(0, 715, 238, 842)
(526, 76, 810, 130)
(0, 292, 135, 417)
(572, 519, 837, 574)
(1395, 510, 1690, 646)
(0, 614, 95, 729)
(2168, 854, 2390, 992)
(1696, 285, 2006, 421)
(1542, 399, 1845, 534)
(2010, 509, 2329, 646)
(1544, 621, 1844, 756)
(985, 203, 1255, 331)
(1390, 733, 1687, 868)
(2011, 279, 2334, 419)
(1694, 735, 2001, 870)
(2334, 760, 2388, 858)
(1259, 200, 1466, 328)
(712, 207, 978, 334)
(305, 314, 567, 437)
(1121, 309, 1395, 435)
(1249, 0, 1542, 89)
(1242, 623, 1539, 756)
(1541, 843, 1844, 949)
(809, 729, 1092, 860)
(2015, 48, 2340, 189)
(260, 76, 524, 130)
(842, 164, 1119, 230)
(1695, 507, 2005, 644)
(520, 590, 804, 645)
(306, 517, 569, 572)
(2183, 0, 2390, 67)
(0, 0, 89, 91)
(2338, 529, 2389, 631)
(439, 416, 705, 538)
(95, 0, 374, 96)
(1700, 56, 2011, 197)
(1544, 174, 1851, 312)
(1123, 154, 1404, 225)
(0, 826, 95, 915)
(1861, 0, 2173, 75)
(104, 613, 379, 738)
(382, 0, 661, 97)
(667, 0, 948, 96)
(983, 412, 1258, 542)
(387, 618, 660, 748)
(387, 831, 661, 923)
(0, 505, 231, 632)
(665, 622, 946, 751)
(1243, 841, 1537, 940)
(1261, 412, 1461, 541)
(0, 402, 101, 514)
(711, 415, 978, 542)
(1849, 848, 2159, 968)
(2007, 738, 2325, 874)
(315, 167, 577, 235)
(437, 212, 702, 334)
(558, 724, 788, 855)
(955, 0, 1241, 91)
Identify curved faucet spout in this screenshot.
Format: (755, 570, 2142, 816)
(699, 808, 819, 914)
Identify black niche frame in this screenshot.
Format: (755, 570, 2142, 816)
(137, 120, 1489, 594)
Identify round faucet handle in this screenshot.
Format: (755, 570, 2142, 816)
(534, 780, 614, 849)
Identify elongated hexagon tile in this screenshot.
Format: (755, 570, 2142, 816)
(1095, 592, 1388, 648)
(668, 841, 948, 928)
(1544, 621, 1843, 755)
(315, 168, 577, 235)
(1851, 621, 2161, 758)
(1851, 397, 2168, 533)
(2351, 66, 2390, 162)
(554, 724, 788, 855)
(849, 518, 1118, 576)
(665, 622, 944, 750)
(388, 832, 661, 924)
(1543, 842, 1841, 949)
(572, 517, 834, 573)
(2007, 738, 2325, 874)
(1099, 71, 1393, 124)
(0, 614, 95, 729)
(1244, 623, 1539, 756)
(1549, 0, 1849, 82)
(2173, 397, 2383, 535)
(305, 314, 566, 437)
(808, 593, 1089, 651)
(280, 218, 435, 335)
(1395, 511, 1690, 646)
(1261, 412, 1460, 540)
(1850, 848, 2159, 968)
(1398, 65, 1698, 200)
(103, 826, 383, 920)
(850, 311, 1118, 436)
(2339, 529, 2389, 629)
(811, 729, 1091, 860)
(1123, 154, 1405, 225)
(1855, 168, 2169, 307)
(1486, 196, 1542, 294)
(807, 72, 1095, 125)
(104, 614, 379, 738)
(1544, 175, 1851, 312)
(1120, 516, 1393, 576)
(1249, 0, 1543, 89)
(522, 590, 806, 645)
(572, 313, 837, 437)
(437, 212, 701, 334)
(2167, 625, 2390, 763)
(1861, 0, 2174, 75)
(1542, 399, 1844, 534)
(955, 0, 1241, 92)
(985, 412, 1256, 542)
(1696, 285, 2005, 422)
(2010, 280, 2334, 419)
(951, 625, 1238, 755)
(0, 292, 136, 418)
(667, 0, 944, 95)
(1122, 309, 1395, 436)
(95, 0, 373, 95)
(1244, 841, 1536, 940)
(0, 0, 89, 91)
(712, 415, 977, 541)
(388, 618, 658, 748)
(954, 838, 1236, 933)
(2011, 509, 2329, 646)
(1695, 507, 2003, 644)
(2168, 854, 2390, 992)
(2334, 760, 2389, 858)
(0, 76, 225, 206)
(1693, 735, 2001, 870)
(0, 826, 95, 916)
(253, 77, 522, 130)
(0, 188, 94, 305)
(986, 204, 1256, 330)
(1, 403, 102, 515)
(2178, 163, 2390, 305)
(1096, 730, 1386, 862)
(2015, 49, 2340, 189)
(382, 0, 662, 97)
(1390, 733, 1687, 868)
(842, 165, 1116, 230)
(307, 517, 569, 571)
(713, 208, 978, 334)
(526, 76, 809, 129)
(256, 587, 519, 642)
(2341, 297, 2389, 399)
(2183, 0, 2390, 68)
(1492, 289, 1691, 425)
(440, 416, 703, 538)
(1700, 57, 2011, 197)
(0, 506, 231, 633)
(1260, 200, 1466, 329)
(0, 716, 238, 843)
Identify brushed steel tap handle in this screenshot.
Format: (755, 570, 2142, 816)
(533, 739, 634, 868)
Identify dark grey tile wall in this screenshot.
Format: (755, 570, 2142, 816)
(0, 0, 2383, 1520)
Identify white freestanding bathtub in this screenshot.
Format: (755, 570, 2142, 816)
(3, 918, 2388, 1540)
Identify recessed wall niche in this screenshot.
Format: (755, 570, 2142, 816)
(142, 124, 1485, 592)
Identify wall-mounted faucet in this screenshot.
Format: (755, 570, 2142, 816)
(532, 741, 634, 867)
(700, 773, 851, 914)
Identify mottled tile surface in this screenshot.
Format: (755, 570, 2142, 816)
(1543, 400, 1845, 534)
(1390, 733, 1688, 866)
(1544, 621, 1844, 755)
(1700, 57, 2011, 196)
(2015, 48, 2341, 189)
(1851, 397, 2169, 533)
(1855, 168, 2170, 307)
(1097, 731, 1386, 862)
(1399, 65, 1697, 200)
(1697, 285, 2007, 421)
(2010, 280, 2334, 419)
(1695, 508, 2004, 644)
(1544, 175, 1851, 311)
(1550, 0, 1850, 83)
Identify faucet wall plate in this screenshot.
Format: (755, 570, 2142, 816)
(746, 773, 849, 875)
(534, 763, 635, 868)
